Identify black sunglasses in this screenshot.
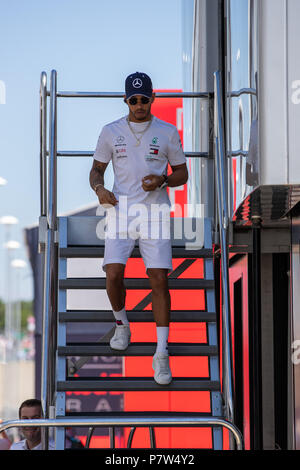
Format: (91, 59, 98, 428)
(128, 96, 150, 105)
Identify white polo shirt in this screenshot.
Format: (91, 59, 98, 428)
(10, 438, 55, 450)
(93, 115, 186, 220)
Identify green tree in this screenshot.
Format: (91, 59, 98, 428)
(21, 300, 34, 331)
(0, 298, 4, 331)
(0, 298, 33, 333)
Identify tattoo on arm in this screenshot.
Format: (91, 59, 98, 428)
(89, 160, 108, 191)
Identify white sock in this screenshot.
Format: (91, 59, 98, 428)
(156, 326, 169, 355)
(112, 307, 129, 326)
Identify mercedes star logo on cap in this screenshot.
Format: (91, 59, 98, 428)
(132, 78, 143, 88)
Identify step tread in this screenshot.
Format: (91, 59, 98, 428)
(60, 246, 213, 259)
(58, 342, 218, 357)
(59, 277, 214, 289)
(65, 411, 217, 418)
(61, 410, 225, 426)
(59, 310, 216, 323)
(57, 377, 220, 392)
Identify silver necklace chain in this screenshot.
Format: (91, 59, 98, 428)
(126, 116, 153, 146)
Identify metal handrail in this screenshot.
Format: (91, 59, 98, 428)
(39, 77, 256, 218)
(228, 150, 248, 158)
(40, 70, 59, 451)
(54, 91, 212, 99)
(85, 427, 94, 449)
(126, 426, 156, 449)
(213, 70, 235, 426)
(39, 69, 241, 451)
(228, 87, 257, 98)
(127, 427, 136, 449)
(0, 416, 244, 450)
(54, 150, 211, 159)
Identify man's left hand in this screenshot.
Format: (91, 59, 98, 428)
(142, 174, 163, 191)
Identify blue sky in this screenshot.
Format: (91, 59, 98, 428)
(0, 0, 184, 301)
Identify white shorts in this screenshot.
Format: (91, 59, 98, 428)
(102, 217, 173, 273)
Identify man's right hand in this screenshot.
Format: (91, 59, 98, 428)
(96, 186, 118, 207)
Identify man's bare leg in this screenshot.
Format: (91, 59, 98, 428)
(147, 268, 170, 326)
(106, 263, 131, 350)
(148, 268, 171, 355)
(148, 268, 172, 384)
(105, 263, 126, 312)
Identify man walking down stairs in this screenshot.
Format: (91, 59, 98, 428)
(89, 71, 188, 385)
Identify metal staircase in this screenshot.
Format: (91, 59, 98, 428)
(55, 216, 223, 449)
(34, 70, 243, 450)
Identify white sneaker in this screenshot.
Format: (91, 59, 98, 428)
(110, 325, 131, 351)
(152, 352, 172, 385)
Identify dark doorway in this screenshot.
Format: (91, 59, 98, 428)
(233, 278, 244, 435)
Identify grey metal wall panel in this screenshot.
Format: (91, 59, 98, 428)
(258, 0, 300, 185)
(287, 0, 300, 184)
(182, 0, 219, 219)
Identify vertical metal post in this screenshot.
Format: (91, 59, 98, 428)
(40, 72, 47, 217)
(205, 218, 223, 449)
(56, 217, 68, 449)
(109, 427, 115, 448)
(41, 229, 52, 449)
(48, 70, 58, 231)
